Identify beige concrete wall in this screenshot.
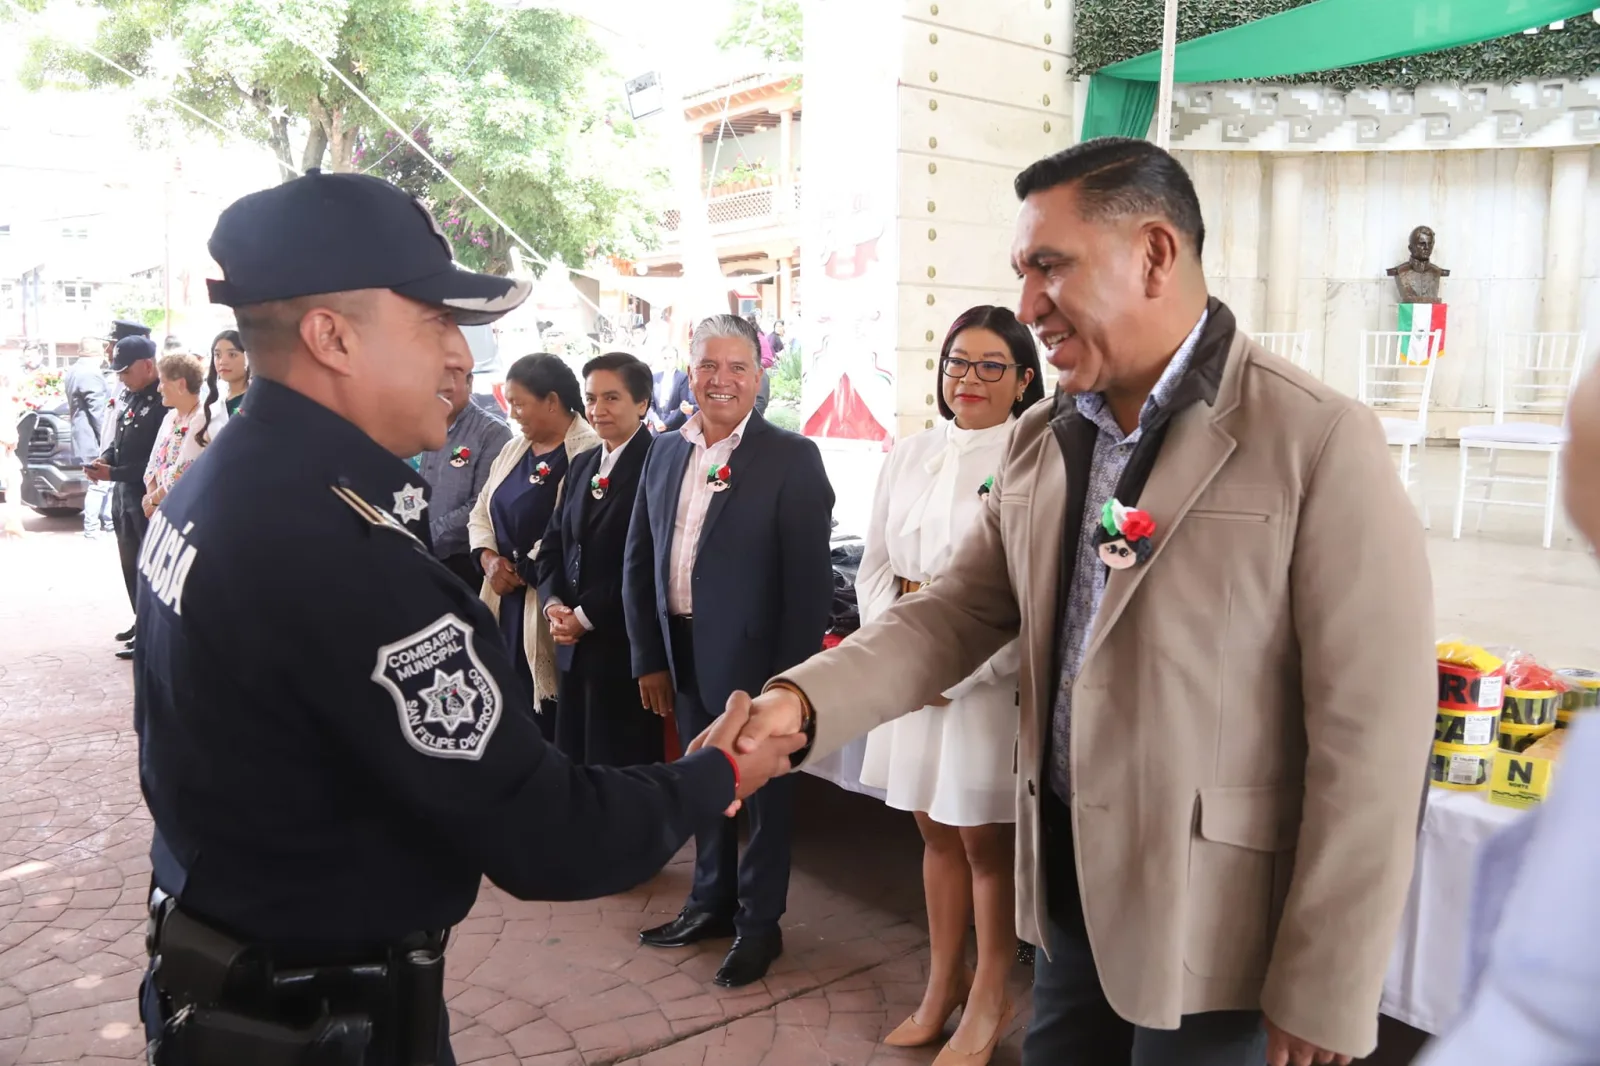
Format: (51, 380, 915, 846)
(1175, 147, 1600, 429)
(890, 0, 1073, 439)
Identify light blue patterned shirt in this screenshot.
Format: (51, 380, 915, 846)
(1049, 312, 1208, 803)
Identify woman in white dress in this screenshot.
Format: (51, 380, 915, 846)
(860, 306, 1043, 1066)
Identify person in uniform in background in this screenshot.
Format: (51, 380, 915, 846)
(65, 337, 114, 538)
(141, 352, 227, 518)
(85, 333, 165, 660)
(418, 366, 510, 588)
(469, 354, 599, 738)
(857, 305, 1043, 1064)
(209, 329, 250, 417)
(624, 313, 835, 987)
(535, 352, 658, 767)
(135, 169, 803, 1062)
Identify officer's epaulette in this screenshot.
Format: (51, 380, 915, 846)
(331, 484, 425, 549)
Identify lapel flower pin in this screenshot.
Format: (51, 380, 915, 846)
(707, 462, 732, 493)
(1093, 498, 1156, 571)
(977, 475, 995, 499)
(530, 460, 552, 485)
(590, 474, 609, 500)
(449, 445, 471, 469)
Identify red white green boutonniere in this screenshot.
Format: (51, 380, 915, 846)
(530, 460, 552, 485)
(977, 475, 995, 499)
(590, 474, 609, 500)
(707, 462, 732, 493)
(449, 445, 471, 469)
(1093, 498, 1156, 571)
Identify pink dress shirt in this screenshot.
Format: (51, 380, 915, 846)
(667, 409, 752, 616)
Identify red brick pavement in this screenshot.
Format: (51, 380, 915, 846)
(0, 515, 1035, 1065)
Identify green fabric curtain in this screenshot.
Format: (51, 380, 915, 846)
(1084, 76, 1160, 139)
(1084, 0, 1600, 141)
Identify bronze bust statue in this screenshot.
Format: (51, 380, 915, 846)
(1387, 226, 1450, 304)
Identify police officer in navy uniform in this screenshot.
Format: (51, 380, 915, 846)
(133, 169, 805, 1064)
(85, 328, 165, 659)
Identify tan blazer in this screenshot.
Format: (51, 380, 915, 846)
(782, 322, 1435, 1057)
(468, 415, 600, 705)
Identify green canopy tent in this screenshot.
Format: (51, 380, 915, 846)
(1084, 0, 1600, 141)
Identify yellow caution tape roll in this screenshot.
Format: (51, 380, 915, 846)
(1499, 721, 1556, 753)
(1437, 641, 1504, 674)
(1557, 668, 1600, 713)
(1490, 731, 1565, 810)
(1435, 709, 1498, 748)
(1502, 688, 1560, 728)
(1429, 741, 1495, 790)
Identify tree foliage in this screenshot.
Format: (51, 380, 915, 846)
(18, 0, 662, 272)
(717, 0, 802, 63)
(1071, 0, 1600, 90)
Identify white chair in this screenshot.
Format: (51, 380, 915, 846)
(1253, 331, 1311, 371)
(1359, 329, 1442, 528)
(1452, 331, 1587, 549)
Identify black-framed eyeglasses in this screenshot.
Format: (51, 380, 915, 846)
(941, 356, 1020, 383)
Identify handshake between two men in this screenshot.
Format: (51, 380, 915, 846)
(688, 687, 806, 816)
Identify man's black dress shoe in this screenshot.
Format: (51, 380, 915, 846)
(639, 908, 735, 949)
(713, 930, 783, 988)
(115, 625, 136, 642)
(115, 646, 135, 661)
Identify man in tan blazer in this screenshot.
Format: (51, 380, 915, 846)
(700, 139, 1436, 1065)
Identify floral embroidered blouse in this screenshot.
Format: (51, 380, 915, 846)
(144, 401, 228, 495)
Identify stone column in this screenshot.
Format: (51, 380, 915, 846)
(1542, 147, 1591, 334)
(779, 108, 794, 184)
(1265, 154, 1306, 335)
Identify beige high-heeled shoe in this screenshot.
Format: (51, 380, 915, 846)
(883, 970, 975, 1048)
(930, 998, 1016, 1066)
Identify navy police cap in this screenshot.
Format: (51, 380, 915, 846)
(206, 169, 530, 326)
(111, 335, 158, 371)
(109, 319, 153, 341)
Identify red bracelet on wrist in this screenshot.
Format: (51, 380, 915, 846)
(718, 747, 741, 798)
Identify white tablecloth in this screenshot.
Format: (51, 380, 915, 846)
(1381, 787, 1526, 1034)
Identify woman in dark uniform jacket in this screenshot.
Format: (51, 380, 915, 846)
(534, 353, 662, 766)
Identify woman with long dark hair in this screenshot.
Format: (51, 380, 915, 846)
(208, 330, 249, 418)
(857, 305, 1043, 1066)
(468, 354, 599, 736)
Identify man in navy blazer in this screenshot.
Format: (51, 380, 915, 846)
(648, 357, 695, 433)
(624, 314, 834, 987)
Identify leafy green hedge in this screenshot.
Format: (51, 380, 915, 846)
(1071, 0, 1600, 89)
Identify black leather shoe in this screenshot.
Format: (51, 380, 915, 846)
(713, 930, 782, 988)
(115, 647, 135, 661)
(639, 908, 735, 949)
(115, 625, 136, 642)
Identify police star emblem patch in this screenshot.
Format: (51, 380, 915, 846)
(372, 614, 502, 760)
(392, 484, 429, 524)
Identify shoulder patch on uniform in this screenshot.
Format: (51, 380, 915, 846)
(371, 614, 502, 760)
(333, 485, 425, 548)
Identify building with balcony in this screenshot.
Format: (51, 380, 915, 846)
(616, 68, 803, 325)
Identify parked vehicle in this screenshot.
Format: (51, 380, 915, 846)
(14, 402, 87, 514)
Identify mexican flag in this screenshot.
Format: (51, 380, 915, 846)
(1398, 303, 1447, 363)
